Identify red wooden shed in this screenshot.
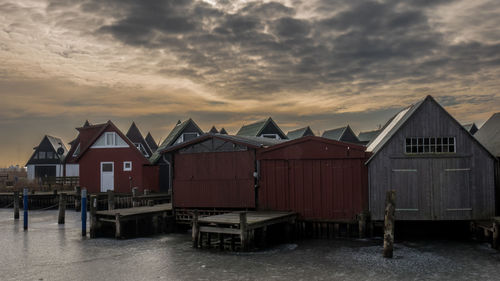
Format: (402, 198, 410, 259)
(159, 134, 283, 209)
(257, 136, 370, 221)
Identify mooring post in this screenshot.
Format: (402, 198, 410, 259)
(90, 195, 97, 238)
(58, 193, 66, 224)
(13, 191, 19, 220)
(115, 213, 122, 239)
(192, 210, 199, 248)
(493, 219, 499, 250)
(23, 188, 28, 230)
(75, 186, 81, 212)
(383, 190, 396, 258)
(144, 189, 150, 195)
(132, 187, 139, 207)
(81, 189, 87, 237)
(240, 212, 248, 251)
(358, 213, 367, 239)
(107, 190, 115, 210)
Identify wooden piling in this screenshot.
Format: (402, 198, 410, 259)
(81, 189, 87, 237)
(23, 188, 28, 231)
(358, 213, 367, 239)
(13, 191, 19, 220)
(240, 212, 248, 251)
(383, 190, 396, 258)
(192, 210, 199, 248)
(58, 193, 66, 224)
(144, 189, 150, 195)
(132, 187, 139, 207)
(493, 220, 499, 250)
(107, 190, 115, 210)
(115, 213, 122, 239)
(90, 195, 97, 238)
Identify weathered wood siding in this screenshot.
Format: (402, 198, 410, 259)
(369, 99, 496, 220)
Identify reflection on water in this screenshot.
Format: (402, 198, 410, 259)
(0, 209, 499, 281)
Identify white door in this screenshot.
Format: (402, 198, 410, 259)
(100, 162, 114, 192)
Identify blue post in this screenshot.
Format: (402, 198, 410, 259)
(23, 188, 28, 230)
(81, 189, 87, 237)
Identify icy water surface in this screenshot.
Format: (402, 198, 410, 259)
(1, 209, 499, 281)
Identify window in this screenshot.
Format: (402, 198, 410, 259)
(177, 132, 199, 143)
(73, 144, 80, 157)
(47, 151, 54, 159)
(38, 151, 46, 159)
(33, 153, 38, 159)
(105, 132, 115, 146)
(405, 137, 455, 154)
(123, 161, 132, 171)
(261, 134, 280, 139)
(102, 163, 113, 172)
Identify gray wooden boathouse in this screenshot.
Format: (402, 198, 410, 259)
(366, 95, 496, 221)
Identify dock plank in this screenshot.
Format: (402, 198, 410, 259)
(95, 203, 172, 218)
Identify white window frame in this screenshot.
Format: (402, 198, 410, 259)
(105, 132, 116, 146)
(405, 137, 456, 154)
(261, 134, 280, 139)
(72, 143, 80, 157)
(177, 132, 199, 143)
(123, 161, 132, 171)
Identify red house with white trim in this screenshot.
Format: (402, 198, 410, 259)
(74, 120, 158, 193)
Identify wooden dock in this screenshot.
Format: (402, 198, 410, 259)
(91, 203, 174, 239)
(192, 211, 297, 251)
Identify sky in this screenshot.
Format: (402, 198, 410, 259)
(1, 0, 499, 167)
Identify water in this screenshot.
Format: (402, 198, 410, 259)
(1, 209, 499, 281)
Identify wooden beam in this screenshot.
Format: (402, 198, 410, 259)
(199, 226, 240, 235)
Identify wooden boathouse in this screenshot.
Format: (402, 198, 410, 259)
(257, 136, 370, 223)
(367, 95, 496, 221)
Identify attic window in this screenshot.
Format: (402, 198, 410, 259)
(47, 151, 54, 159)
(405, 137, 455, 154)
(38, 151, 46, 159)
(73, 144, 80, 157)
(105, 132, 116, 146)
(178, 132, 199, 143)
(261, 134, 280, 139)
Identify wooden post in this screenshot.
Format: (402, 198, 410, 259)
(58, 193, 66, 224)
(132, 187, 139, 207)
(192, 210, 199, 248)
(115, 213, 122, 239)
(13, 191, 19, 220)
(90, 195, 97, 238)
(358, 213, 367, 239)
(492, 220, 499, 250)
(81, 189, 87, 237)
(23, 188, 28, 231)
(144, 189, 150, 195)
(383, 190, 396, 258)
(75, 186, 81, 212)
(107, 190, 115, 210)
(334, 223, 339, 238)
(240, 212, 248, 251)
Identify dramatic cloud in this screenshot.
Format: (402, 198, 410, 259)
(0, 0, 499, 166)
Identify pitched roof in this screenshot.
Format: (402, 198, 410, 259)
(75, 120, 148, 162)
(209, 126, 219, 134)
(149, 118, 204, 163)
(219, 128, 228, 134)
(366, 95, 495, 162)
(286, 126, 314, 140)
(357, 129, 382, 142)
(236, 117, 287, 139)
(126, 122, 152, 157)
(26, 135, 68, 166)
(145, 132, 158, 152)
(475, 113, 500, 157)
(322, 125, 358, 143)
(159, 134, 286, 154)
(463, 123, 478, 135)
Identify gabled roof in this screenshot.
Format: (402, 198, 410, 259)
(126, 122, 152, 157)
(26, 135, 67, 166)
(150, 118, 204, 163)
(287, 126, 315, 140)
(145, 132, 158, 152)
(75, 120, 148, 162)
(209, 126, 219, 134)
(322, 125, 359, 143)
(357, 129, 382, 142)
(159, 134, 285, 154)
(475, 113, 500, 157)
(366, 95, 496, 163)
(219, 128, 228, 134)
(236, 117, 287, 139)
(463, 123, 478, 135)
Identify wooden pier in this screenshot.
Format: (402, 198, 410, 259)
(91, 203, 174, 239)
(192, 211, 297, 251)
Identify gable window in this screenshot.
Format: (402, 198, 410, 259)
(405, 137, 455, 154)
(105, 132, 116, 146)
(47, 151, 54, 159)
(123, 161, 132, 171)
(177, 132, 199, 143)
(261, 134, 280, 139)
(38, 151, 46, 159)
